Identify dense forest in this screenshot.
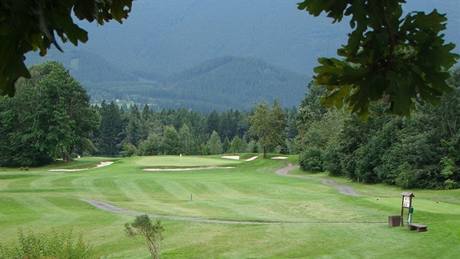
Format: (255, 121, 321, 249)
(0, 62, 298, 166)
(297, 69, 460, 189)
(2, 61, 460, 190)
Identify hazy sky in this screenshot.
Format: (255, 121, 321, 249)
(59, 0, 460, 75)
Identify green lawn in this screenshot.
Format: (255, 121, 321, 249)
(0, 156, 459, 258)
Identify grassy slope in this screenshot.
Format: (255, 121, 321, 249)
(0, 156, 459, 258)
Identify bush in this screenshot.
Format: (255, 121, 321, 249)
(299, 147, 323, 172)
(138, 133, 161, 156)
(121, 142, 138, 157)
(322, 146, 342, 176)
(0, 229, 94, 259)
(125, 215, 164, 259)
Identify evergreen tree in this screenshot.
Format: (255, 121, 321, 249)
(125, 105, 142, 146)
(206, 111, 220, 134)
(162, 126, 180, 155)
(178, 124, 194, 155)
(97, 101, 124, 156)
(207, 131, 223, 155)
(138, 133, 161, 156)
(230, 136, 246, 153)
(222, 137, 231, 153)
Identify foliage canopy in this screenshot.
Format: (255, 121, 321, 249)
(298, 0, 459, 116)
(0, 0, 133, 96)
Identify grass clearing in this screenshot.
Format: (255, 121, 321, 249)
(0, 156, 459, 258)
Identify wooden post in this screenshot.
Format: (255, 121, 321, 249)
(401, 192, 415, 227)
(400, 196, 405, 226)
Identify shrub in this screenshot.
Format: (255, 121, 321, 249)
(121, 142, 138, 157)
(299, 147, 323, 172)
(125, 215, 164, 259)
(0, 229, 94, 259)
(322, 146, 342, 176)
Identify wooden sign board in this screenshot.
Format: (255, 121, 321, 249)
(400, 192, 415, 226)
(403, 196, 411, 208)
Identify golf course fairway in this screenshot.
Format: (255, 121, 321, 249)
(1, 156, 459, 258)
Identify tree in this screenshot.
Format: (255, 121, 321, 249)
(249, 101, 286, 158)
(125, 215, 164, 259)
(125, 105, 142, 146)
(230, 136, 246, 153)
(138, 133, 162, 156)
(246, 140, 257, 153)
(0, 0, 133, 96)
(97, 101, 124, 156)
(298, 0, 459, 116)
(162, 126, 180, 155)
(206, 111, 220, 134)
(0, 62, 98, 165)
(178, 124, 194, 155)
(271, 101, 287, 151)
(297, 69, 460, 188)
(207, 131, 223, 155)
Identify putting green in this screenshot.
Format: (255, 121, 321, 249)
(134, 156, 241, 168)
(0, 156, 459, 258)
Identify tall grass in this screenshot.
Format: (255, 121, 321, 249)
(0, 229, 95, 259)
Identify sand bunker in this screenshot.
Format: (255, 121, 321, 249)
(221, 155, 240, 160)
(96, 161, 114, 168)
(144, 166, 235, 172)
(245, 156, 258, 161)
(271, 156, 288, 160)
(49, 161, 114, 172)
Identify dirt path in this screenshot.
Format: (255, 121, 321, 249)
(143, 166, 235, 172)
(275, 163, 300, 176)
(321, 179, 359, 197)
(83, 199, 381, 225)
(275, 164, 359, 197)
(83, 199, 294, 225)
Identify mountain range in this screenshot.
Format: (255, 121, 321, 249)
(26, 0, 460, 110)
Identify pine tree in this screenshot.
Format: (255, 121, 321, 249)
(207, 131, 223, 155)
(98, 101, 124, 156)
(178, 124, 194, 155)
(162, 126, 180, 155)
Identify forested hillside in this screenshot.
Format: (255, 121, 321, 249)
(29, 55, 308, 111)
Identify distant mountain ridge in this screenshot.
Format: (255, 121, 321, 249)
(30, 51, 309, 111)
(25, 0, 459, 110)
(166, 56, 309, 109)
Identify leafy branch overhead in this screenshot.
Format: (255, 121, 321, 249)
(0, 0, 133, 96)
(298, 0, 459, 116)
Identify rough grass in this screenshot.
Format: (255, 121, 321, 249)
(0, 155, 459, 258)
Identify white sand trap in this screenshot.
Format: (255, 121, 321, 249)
(271, 156, 288, 160)
(245, 156, 258, 161)
(48, 168, 88, 172)
(96, 161, 114, 168)
(144, 166, 235, 172)
(49, 161, 114, 172)
(221, 155, 240, 160)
